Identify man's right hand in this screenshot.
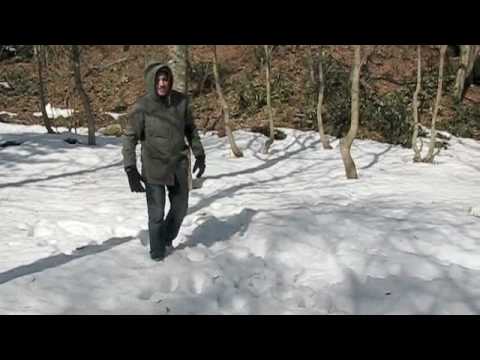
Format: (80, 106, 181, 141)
(125, 166, 145, 193)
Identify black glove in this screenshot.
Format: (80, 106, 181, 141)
(193, 155, 206, 178)
(125, 166, 145, 193)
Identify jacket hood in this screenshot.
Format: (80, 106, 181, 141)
(144, 62, 174, 99)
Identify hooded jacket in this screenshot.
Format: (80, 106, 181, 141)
(122, 62, 205, 186)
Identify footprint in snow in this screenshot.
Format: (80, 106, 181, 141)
(158, 276, 179, 293)
(137, 288, 154, 301)
(469, 207, 480, 217)
(192, 211, 210, 225)
(184, 247, 207, 262)
(189, 272, 209, 294)
(137, 277, 179, 301)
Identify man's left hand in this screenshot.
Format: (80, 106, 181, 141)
(193, 155, 206, 178)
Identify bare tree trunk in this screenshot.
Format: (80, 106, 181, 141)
(424, 45, 447, 163)
(212, 46, 243, 158)
(464, 45, 480, 98)
(315, 46, 332, 150)
(263, 45, 274, 154)
(454, 45, 470, 101)
(71, 45, 96, 146)
(169, 45, 189, 93)
(412, 45, 423, 162)
(169, 45, 193, 189)
(307, 45, 318, 85)
(340, 46, 361, 180)
(454, 45, 480, 102)
(35, 45, 55, 134)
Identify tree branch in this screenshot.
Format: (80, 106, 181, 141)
(85, 56, 129, 76)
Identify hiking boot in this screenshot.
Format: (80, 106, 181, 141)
(150, 251, 165, 262)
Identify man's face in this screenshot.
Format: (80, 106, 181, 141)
(156, 72, 170, 97)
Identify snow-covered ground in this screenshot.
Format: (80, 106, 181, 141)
(0, 111, 17, 117)
(0, 82, 12, 89)
(1, 122, 479, 315)
(33, 103, 75, 119)
(105, 112, 127, 121)
(29, 103, 125, 121)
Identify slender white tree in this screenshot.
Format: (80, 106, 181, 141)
(423, 45, 447, 163)
(340, 45, 361, 179)
(454, 45, 480, 101)
(263, 45, 275, 154)
(412, 45, 423, 162)
(71, 45, 96, 146)
(312, 46, 332, 150)
(34, 45, 54, 134)
(212, 46, 243, 158)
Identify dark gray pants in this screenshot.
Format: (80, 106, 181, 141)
(146, 169, 189, 257)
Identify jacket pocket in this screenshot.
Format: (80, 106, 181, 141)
(144, 137, 170, 160)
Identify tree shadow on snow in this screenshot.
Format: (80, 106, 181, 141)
(0, 131, 124, 189)
(187, 162, 332, 217)
(0, 160, 123, 189)
(203, 134, 321, 182)
(305, 196, 480, 314)
(0, 235, 136, 286)
(0, 131, 120, 167)
(359, 145, 393, 170)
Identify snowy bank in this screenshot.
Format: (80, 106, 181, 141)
(1, 123, 480, 314)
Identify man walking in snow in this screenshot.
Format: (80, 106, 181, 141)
(122, 62, 206, 262)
